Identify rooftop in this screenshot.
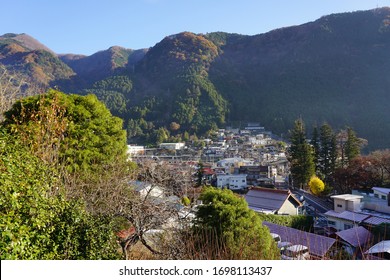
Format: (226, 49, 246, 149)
(263, 221, 336, 258)
(331, 194, 363, 201)
(335, 226, 373, 248)
(245, 187, 301, 212)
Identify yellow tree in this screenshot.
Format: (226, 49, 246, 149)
(309, 176, 325, 196)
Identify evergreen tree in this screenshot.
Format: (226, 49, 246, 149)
(3, 90, 127, 173)
(344, 127, 361, 165)
(194, 187, 279, 259)
(319, 123, 337, 183)
(288, 119, 315, 189)
(311, 126, 320, 173)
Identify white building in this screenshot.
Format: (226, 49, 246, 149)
(159, 142, 185, 150)
(216, 174, 247, 190)
(127, 145, 145, 156)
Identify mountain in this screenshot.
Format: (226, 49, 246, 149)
(0, 33, 74, 86)
(59, 46, 148, 89)
(2, 8, 390, 150)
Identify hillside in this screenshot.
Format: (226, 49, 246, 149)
(2, 8, 390, 150)
(0, 33, 74, 86)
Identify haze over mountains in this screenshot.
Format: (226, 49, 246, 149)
(1, 8, 390, 150)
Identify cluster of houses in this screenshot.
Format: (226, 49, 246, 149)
(126, 123, 390, 260)
(243, 186, 390, 259)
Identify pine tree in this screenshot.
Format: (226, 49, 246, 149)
(288, 119, 315, 189)
(344, 127, 360, 165)
(319, 123, 337, 183)
(311, 126, 320, 173)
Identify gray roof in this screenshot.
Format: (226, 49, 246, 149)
(372, 187, 390, 195)
(335, 226, 373, 248)
(325, 210, 370, 223)
(363, 216, 390, 226)
(245, 187, 300, 212)
(263, 221, 336, 258)
(365, 240, 390, 254)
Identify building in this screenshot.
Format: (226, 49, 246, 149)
(245, 187, 302, 215)
(216, 157, 254, 174)
(263, 221, 337, 259)
(127, 145, 145, 156)
(216, 174, 247, 190)
(324, 194, 390, 231)
(332, 194, 363, 213)
(159, 142, 185, 150)
(335, 226, 373, 257)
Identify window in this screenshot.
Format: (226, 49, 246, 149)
(337, 204, 343, 208)
(374, 194, 379, 198)
(381, 195, 386, 200)
(242, 180, 245, 182)
(328, 221, 336, 226)
(344, 224, 352, 230)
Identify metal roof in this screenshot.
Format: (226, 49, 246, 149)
(263, 221, 336, 258)
(335, 226, 373, 248)
(365, 240, 390, 254)
(325, 210, 370, 223)
(363, 216, 390, 226)
(245, 188, 295, 212)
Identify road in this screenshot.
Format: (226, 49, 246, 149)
(292, 189, 333, 214)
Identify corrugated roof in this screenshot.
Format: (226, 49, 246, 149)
(245, 188, 290, 212)
(325, 210, 370, 222)
(363, 216, 390, 226)
(263, 221, 336, 258)
(335, 226, 373, 248)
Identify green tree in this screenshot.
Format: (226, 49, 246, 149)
(319, 123, 337, 183)
(344, 127, 361, 165)
(288, 119, 315, 189)
(0, 130, 120, 259)
(309, 176, 325, 196)
(154, 127, 169, 144)
(194, 187, 279, 259)
(3, 89, 127, 172)
(311, 126, 321, 173)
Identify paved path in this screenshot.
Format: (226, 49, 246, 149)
(292, 189, 333, 213)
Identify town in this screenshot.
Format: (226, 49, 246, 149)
(127, 122, 390, 260)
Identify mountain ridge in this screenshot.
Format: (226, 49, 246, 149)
(2, 7, 390, 150)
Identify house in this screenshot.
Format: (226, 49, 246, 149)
(216, 157, 253, 174)
(263, 221, 337, 259)
(325, 210, 370, 231)
(335, 226, 373, 258)
(127, 145, 145, 156)
(372, 187, 390, 200)
(131, 181, 164, 198)
(325, 193, 390, 231)
(216, 174, 247, 190)
(245, 187, 302, 215)
(238, 165, 274, 185)
(159, 142, 185, 150)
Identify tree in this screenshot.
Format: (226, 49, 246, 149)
(311, 125, 321, 173)
(318, 123, 337, 183)
(194, 187, 280, 259)
(169, 121, 181, 132)
(0, 130, 120, 259)
(309, 176, 325, 196)
(344, 127, 361, 165)
(288, 119, 315, 189)
(3, 89, 127, 173)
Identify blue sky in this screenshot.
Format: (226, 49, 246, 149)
(2, 0, 390, 55)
